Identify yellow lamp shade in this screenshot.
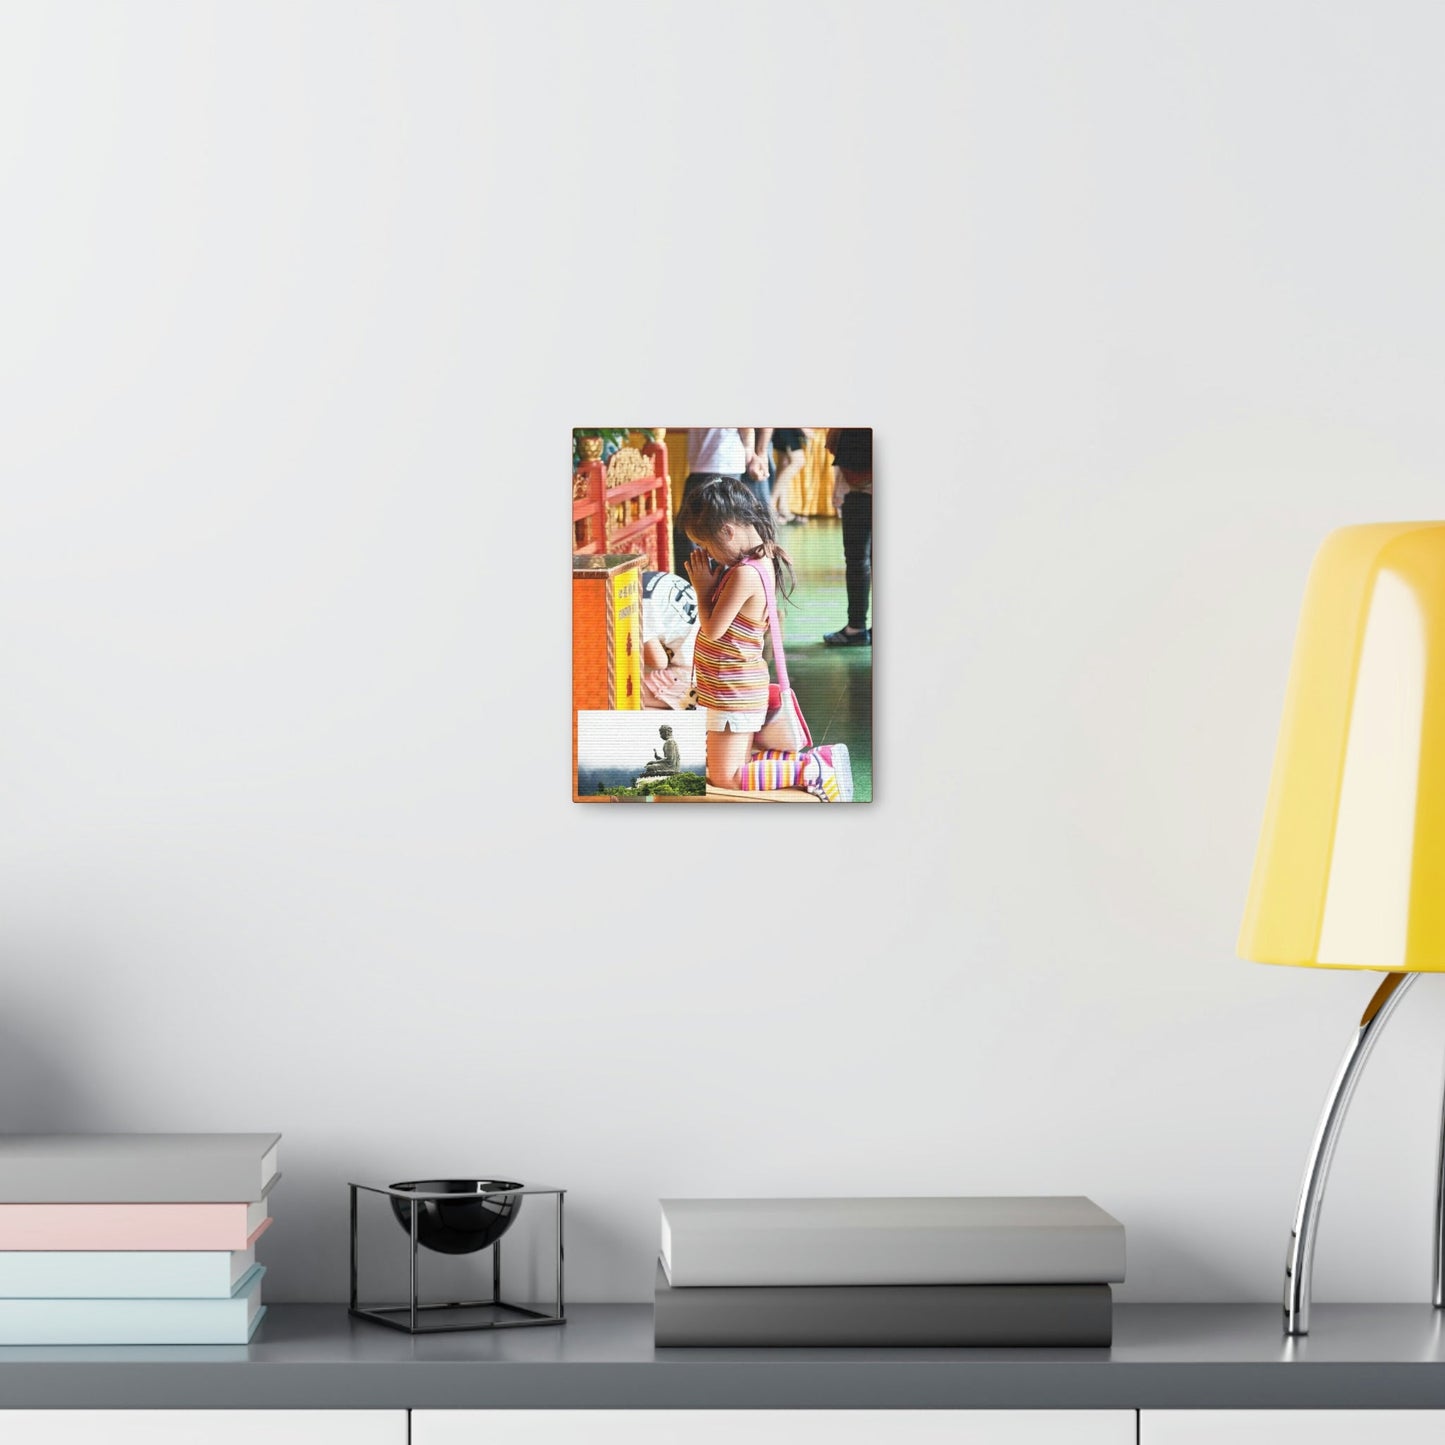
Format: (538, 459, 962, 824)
(1241, 522, 1445, 971)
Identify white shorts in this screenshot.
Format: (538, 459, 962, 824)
(708, 707, 766, 733)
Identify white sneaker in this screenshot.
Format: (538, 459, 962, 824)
(802, 744, 853, 802)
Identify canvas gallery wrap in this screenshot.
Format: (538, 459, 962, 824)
(571, 427, 872, 803)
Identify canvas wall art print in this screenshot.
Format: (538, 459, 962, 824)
(571, 427, 872, 803)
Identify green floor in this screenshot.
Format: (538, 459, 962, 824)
(775, 518, 873, 802)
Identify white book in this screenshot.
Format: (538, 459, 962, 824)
(0, 1134, 280, 1203)
(0, 1245, 257, 1298)
(659, 1196, 1126, 1287)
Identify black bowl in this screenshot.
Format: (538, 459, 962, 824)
(389, 1179, 524, 1255)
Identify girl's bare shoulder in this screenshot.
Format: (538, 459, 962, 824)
(731, 559, 768, 617)
(717, 561, 762, 598)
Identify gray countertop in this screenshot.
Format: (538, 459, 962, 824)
(2, 1304, 1445, 1409)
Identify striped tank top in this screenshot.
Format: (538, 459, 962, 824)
(694, 557, 772, 714)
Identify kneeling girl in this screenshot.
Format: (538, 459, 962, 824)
(678, 476, 851, 801)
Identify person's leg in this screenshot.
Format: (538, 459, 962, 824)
(772, 448, 804, 521)
(824, 489, 872, 643)
(741, 748, 806, 790)
(843, 490, 872, 630)
(741, 745, 854, 800)
(706, 728, 755, 790)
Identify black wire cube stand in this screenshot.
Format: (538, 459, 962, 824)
(348, 1180, 565, 1334)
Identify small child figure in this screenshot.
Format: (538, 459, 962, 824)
(677, 477, 852, 801)
(640, 570, 699, 710)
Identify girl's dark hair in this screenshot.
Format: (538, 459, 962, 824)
(677, 475, 795, 601)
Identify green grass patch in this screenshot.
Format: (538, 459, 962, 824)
(600, 771, 707, 799)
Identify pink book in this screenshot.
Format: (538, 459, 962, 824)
(0, 1201, 271, 1251)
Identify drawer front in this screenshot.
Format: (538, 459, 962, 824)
(0, 1411, 407, 1444)
(413, 1410, 1135, 1444)
(1143, 1411, 1445, 1444)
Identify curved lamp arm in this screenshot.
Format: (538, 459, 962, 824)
(1285, 970, 1416, 1335)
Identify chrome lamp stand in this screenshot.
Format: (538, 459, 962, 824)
(1283, 972, 1439, 1334)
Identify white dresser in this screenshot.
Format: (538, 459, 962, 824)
(0, 1414, 405, 1443)
(411, 1412, 1132, 1445)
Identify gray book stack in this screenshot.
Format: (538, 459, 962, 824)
(654, 1196, 1125, 1347)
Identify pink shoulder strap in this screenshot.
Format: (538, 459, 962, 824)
(746, 557, 789, 693)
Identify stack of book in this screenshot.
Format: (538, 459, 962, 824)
(655, 1196, 1125, 1347)
(0, 1133, 280, 1344)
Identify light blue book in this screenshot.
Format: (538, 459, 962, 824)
(0, 1245, 257, 1298)
(0, 1265, 264, 1344)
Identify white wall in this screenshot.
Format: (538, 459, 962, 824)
(3, 0, 1445, 1305)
